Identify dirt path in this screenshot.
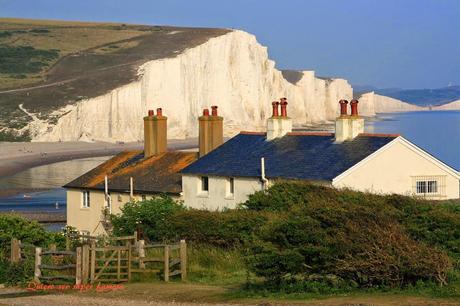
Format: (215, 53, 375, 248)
(0, 284, 459, 306)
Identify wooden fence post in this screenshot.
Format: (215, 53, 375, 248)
(180, 240, 187, 280)
(164, 245, 169, 282)
(127, 242, 132, 281)
(90, 241, 96, 284)
(82, 244, 89, 284)
(138, 240, 145, 269)
(10, 238, 21, 263)
(34, 247, 42, 283)
(75, 247, 82, 285)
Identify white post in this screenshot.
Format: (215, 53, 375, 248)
(104, 175, 108, 199)
(130, 177, 134, 200)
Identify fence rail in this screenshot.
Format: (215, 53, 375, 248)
(11, 234, 187, 285)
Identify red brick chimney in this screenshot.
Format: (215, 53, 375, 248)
(267, 98, 292, 140)
(335, 99, 364, 142)
(144, 108, 167, 157)
(199, 106, 223, 157)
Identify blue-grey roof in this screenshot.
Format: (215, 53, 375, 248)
(181, 132, 398, 181)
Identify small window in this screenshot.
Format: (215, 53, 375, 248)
(201, 176, 209, 192)
(82, 191, 90, 208)
(229, 178, 234, 194)
(226, 177, 234, 197)
(416, 180, 438, 194)
(412, 176, 445, 197)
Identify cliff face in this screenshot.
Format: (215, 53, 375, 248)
(433, 99, 460, 110)
(358, 92, 425, 115)
(21, 30, 417, 142)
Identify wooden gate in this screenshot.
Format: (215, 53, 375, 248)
(90, 244, 131, 283)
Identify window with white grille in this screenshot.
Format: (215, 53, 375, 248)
(412, 176, 446, 197)
(82, 191, 90, 208)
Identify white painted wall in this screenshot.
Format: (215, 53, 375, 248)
(333, 138, 460, 199)
(182, 174, 263, 210)
(66, 189, 175, 235)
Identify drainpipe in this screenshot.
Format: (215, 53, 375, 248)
(130, 177, 134, 200)
(104, 175, 111, 213)
(261, 157, 268, 190)
(104, 175, 108, 200)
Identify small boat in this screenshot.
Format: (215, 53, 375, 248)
(55, 202, 59, 209)
(23, 194, 32, 198)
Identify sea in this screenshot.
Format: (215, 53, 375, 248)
(0, 110, 459, 231)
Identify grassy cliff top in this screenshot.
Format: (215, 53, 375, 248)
(0, 18, 229, 132)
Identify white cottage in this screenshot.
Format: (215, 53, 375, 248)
(181, 99, 460, 210)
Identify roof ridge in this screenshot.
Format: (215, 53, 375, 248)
(239, 131, 267, 135)
(287, 132, 334, 136)
(359, 133, 400, 138)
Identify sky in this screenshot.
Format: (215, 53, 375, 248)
(1, 0, 459, 89)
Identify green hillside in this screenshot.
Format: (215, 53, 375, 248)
(0, 18, 228, 138)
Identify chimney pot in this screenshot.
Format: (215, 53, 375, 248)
(339, 100, 348, 116)
(280, 98, 288, 117)
(156, 108, 163, 117)
(199, 105, 223, 157)
(350, 99, 359, 116)
(148, 109, 154, 116)
(211, 105, 218, 116)
(271, 101, 280, 117)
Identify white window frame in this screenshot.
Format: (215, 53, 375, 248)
(82, 190, 90, 208)
(197, 176, 209, 197)
(225, 177, 235, 199)
(412, 175, 446, 197)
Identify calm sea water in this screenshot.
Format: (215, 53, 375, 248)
(365, 111, 460, 170)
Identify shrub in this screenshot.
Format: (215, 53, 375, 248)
(243, 182, 456, 288)
(163, 209, 268, 247)
(0, 214, 63, 260)
(111, 196, 267, 247)
(110, 196, 186, 241)
(0, 46, 59, 74)
(0, 258, 34, 285)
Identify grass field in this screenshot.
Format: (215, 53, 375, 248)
(0, 18, 228, 134)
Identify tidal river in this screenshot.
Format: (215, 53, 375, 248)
(0, 156, 110, 230)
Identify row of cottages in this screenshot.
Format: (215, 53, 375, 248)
(66, 99, 460, 234)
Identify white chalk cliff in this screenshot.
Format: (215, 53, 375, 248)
(357, 92, 425, 116)
(22, 30, 419, 142)
(432, 99, 460, 110)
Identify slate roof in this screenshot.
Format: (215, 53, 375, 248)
(65, 151, 198, 194)
(181, 132, 399, 181)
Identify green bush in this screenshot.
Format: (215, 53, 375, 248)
(0, 258, 34, 285)
(163, 209, 268, 247)
(111, 196, 267, 247)
(110, 196, 186, 241)
(110, 182, 459, 290)
(242, 182, 457, 288)
(0, 31, 12, 38)
(0, 214, 64, 260)
(0, 45, 59, 74)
